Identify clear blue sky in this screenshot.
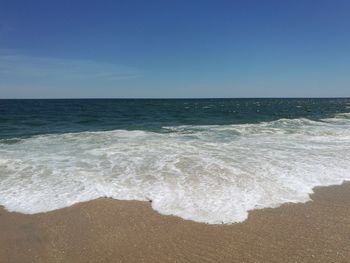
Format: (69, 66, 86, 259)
(0, 0, 349, 98)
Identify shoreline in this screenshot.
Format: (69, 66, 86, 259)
(1, 182, 350, 262)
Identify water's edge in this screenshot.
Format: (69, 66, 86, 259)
(1, 180, 349, 226)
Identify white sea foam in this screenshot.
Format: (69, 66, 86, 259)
(1, 115, 350, 224)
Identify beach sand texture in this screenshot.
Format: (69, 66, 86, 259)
(1, 183, 350, 263)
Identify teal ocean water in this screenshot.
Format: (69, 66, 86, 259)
(1, 98, 350, 223)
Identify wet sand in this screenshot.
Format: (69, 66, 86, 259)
(1, 183, 350, 263)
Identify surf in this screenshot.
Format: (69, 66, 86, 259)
(0, 114, 350, 224)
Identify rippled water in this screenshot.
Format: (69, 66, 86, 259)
(0, 99, 350, 223)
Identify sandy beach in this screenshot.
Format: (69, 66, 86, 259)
(0, 182, 349, 263)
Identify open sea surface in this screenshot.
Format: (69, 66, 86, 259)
(1, 98, 350, 223)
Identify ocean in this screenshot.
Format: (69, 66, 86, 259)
(1, 98, 350, 223)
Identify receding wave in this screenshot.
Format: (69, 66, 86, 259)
(0, 114, 350, 224)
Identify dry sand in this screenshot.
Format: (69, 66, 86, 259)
(1, 183, 350, 263)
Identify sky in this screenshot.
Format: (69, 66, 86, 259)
(0, 0, 349, 98)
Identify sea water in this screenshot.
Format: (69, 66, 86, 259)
(0, 98, 350, 223)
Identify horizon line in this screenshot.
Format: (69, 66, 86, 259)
(0, 96, 350, 100)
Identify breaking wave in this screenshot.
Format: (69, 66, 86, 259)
(1, 114, 350, 224)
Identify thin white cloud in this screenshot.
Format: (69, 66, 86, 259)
(0, 53, 141, 81)
(0, 51, 143, 98)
